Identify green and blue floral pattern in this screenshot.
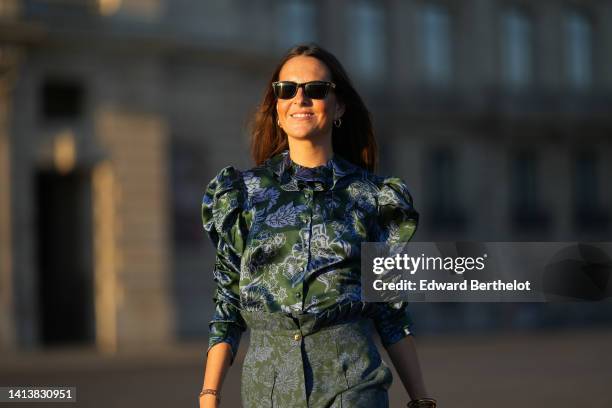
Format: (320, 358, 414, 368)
(201, 149, 419, 405)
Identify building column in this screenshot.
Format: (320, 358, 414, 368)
(93, 106, 173, 352)
(0, 45, 21, 351)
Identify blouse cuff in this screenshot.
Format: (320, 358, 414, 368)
(374, 302, 416, 349)
(207, 321, 245, 366)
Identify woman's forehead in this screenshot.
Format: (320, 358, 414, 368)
(278, 56, 331, 82)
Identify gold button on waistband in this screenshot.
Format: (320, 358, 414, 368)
(293, 333, 302, 341)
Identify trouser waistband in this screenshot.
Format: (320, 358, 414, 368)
(241, 309, 369, 337)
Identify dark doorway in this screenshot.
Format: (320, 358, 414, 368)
(36, 169, 95, 346)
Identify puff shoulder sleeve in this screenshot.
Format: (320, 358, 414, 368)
(201, 166, 249, 365)
(374, 176, 420, 348)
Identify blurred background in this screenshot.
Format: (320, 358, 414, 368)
(0, 0, 611, 407)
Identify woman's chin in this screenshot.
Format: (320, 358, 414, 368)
(286, 128, 327, 141)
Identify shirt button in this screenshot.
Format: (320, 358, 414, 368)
(293, 332, 302, 341)
(296, 292, 302, 299)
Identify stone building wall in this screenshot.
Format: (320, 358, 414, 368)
(1, 0, 611, 351)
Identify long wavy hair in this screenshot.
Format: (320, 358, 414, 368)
(249, 43, 378, 172)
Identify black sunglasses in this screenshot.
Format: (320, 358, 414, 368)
(272, 81, 336, 100)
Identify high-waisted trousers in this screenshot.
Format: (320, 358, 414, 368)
(240, 310, 393, 408)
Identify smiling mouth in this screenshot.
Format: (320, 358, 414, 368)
(290, 113, 315, 119)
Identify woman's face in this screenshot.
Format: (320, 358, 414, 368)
(276, 56, 344, 142)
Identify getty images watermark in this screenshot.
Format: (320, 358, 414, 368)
(361, 242, 612, 302)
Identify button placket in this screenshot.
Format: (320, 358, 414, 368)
(303, 190, 313, 204)
(297, 187, 313, 311)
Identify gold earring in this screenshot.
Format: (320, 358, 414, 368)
(334, 118, 342, 128)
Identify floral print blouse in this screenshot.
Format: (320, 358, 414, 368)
(201, 149, 419, 365)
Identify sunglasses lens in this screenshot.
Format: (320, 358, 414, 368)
(304, 83, 330, 99)
(273, 81, 332, 99)
(273, 82, 297, 99)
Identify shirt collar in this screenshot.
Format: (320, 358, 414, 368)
(265, 149, 361, 191)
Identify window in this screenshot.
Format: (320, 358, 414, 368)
(347, 0, 386, 80)
(573, 151, 609, 230)
(277, 0, 317, 51)
(565, 10, 593, 89)
(24, 0, 96, 18)
(420, 3, 452, 85)
(511, 150, 549, 230)
(502, 8, 533, 87)
(574, 151, 598, 213)
(428, 147, 465, 229)
(41, 78, 85, 121)
(513, 151, 537, 210)
(170, 141, 207, 247)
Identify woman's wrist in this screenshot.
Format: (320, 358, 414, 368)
(199, 389, 221, 404)
(407, 397, 437, 407)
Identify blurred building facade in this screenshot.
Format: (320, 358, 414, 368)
(1, 0, 611, 352)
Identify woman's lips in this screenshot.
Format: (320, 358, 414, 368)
(290, 113, 315, 120)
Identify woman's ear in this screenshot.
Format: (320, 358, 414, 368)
(335, 100, 346, 120)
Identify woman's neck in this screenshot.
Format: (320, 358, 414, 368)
(287, 138, 334, 168)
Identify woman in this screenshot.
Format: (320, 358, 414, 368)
(199, 44, 436, 408)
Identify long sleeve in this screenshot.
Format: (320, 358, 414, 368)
(374, 176, 419, 349)
(201, 166, 250, 365)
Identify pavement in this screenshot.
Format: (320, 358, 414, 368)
(1, 328, 611, 408)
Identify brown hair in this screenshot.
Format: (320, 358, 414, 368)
(249, 43, 378, 172)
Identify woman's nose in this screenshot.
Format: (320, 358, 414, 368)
(293, 86, 311, 105)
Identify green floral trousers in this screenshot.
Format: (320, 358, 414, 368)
(240, 310, 393, 408)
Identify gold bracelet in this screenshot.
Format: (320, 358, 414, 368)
(407, 397, 437, 408)
(199, 388, 221, 403)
